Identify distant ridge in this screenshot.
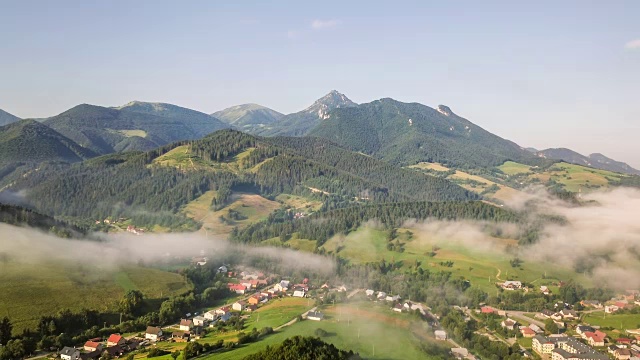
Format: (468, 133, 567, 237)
(0, 108, 20, 126)
(213, 103, 284, 131)
(536, 148, 640, 175)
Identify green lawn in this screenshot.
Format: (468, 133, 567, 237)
(583, 312, 640, 331)
(0, 261, 190, 333)
(243, 297, 313, 330)
(207, 302, 445, 360)
(498, 161, 533, 175)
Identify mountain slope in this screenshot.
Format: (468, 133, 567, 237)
(0, 119, 97, 165)
(115, 101, 229, 137)
(43, 103, 229, 155)
(213, 103, 284, 131)
(3, 129, 476, 226)
(0, 109, 20, 126)
(309, 99, 537, 168)
(257, 90, 357, 136)
(536, 148, 640, 175)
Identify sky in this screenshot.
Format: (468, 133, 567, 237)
(1, 1, 639, 166)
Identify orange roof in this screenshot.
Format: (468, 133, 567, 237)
(84, 341, 101, 348)
(521, 327, 536, 335)
(107, 334, 123, 343)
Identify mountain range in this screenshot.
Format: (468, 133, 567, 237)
(0, 90, 637, 176)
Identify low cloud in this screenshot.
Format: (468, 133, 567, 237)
(624, 39, 640, 50)
(311, 19, 339, 30)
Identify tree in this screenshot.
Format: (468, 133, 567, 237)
(119, 290, 145, 316)
(100, 350, 113, 360)
(545, 318, 559, 335)
(0, 317, 12, 345)
(171, 351, 181, 360)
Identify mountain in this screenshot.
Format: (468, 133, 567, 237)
(43, 103, 230, 155)
(115, 101, 229, 136)
(308, 99, 538, 168)
(3, 129, 476, 226)
(536, 148, 640, 175)
(0, 119, 97, 165)
(213, 103, 284, 131)
(256, 90, 357, 136)
(0, 109, 20, 126)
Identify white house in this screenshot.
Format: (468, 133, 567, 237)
(60, 347, 80, 360)
(193, 316, 206, 326)
(502, 281, 522, 290)
(451, 348, 469, 359)
(204, 310, 218, 321)
(435, 330, 447, 341)
(365, 289, 375, 296)
(179, 319, 193, 331)
(385, 295, 400, 302)
(293, 290, 306, 298)
(145, 326, 163, 341)
(377, 292, 387, 300)
(215, 307, 230, 316)
(232, 301, 246, 311)
(393, 304, 403, 313)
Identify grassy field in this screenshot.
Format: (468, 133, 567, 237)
(0, 261, 190, 333)
(410, 162, 450, 172)
(583, 312, 640, 332)
(321, 225, 590, 293)
(181, 191, 280, 235)
(498, 161, 534, 175)
(275, 194, 323, 212)
(207, 302, 445, 360)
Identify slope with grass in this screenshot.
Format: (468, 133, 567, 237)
(213, 103, 284, 132)
(0, 260, 190, 333)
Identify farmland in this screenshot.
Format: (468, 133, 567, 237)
(583, 312, 640, 333)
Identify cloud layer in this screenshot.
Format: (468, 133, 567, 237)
(624, 39, 640, 49)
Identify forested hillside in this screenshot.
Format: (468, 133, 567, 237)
(2, 129, 476, 229)
(243, 336, 361, 360)
(309, 99, 539, 169)
(43, 103, 229, 155)
(0, 203, 87, 237)
(0, 120, 97, 166)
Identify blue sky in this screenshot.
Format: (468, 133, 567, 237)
(1, 1, 639, 166)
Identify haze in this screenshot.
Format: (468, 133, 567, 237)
(0, 0, 639, 166)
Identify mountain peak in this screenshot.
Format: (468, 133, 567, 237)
(305, 91, 357, 120)
(437, 105, 453, 116)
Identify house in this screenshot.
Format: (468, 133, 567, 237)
(193, 316, 206, 326)
(218, 312, 232, 323)
(179, 319, 193, 331)
(582, 300, 603, 309)
(145, 326, 163, 341)
(60, 347, 81, 360)
(409, 303, 427, 316)
(610, 345, 621, 354)
(307, 311, 324, 321)
(560, 309, 578, 320)
(617, 338, 632, 346)
(107, 334, 125, 347)
(171, 332, 190, 343)
(451, 348, 469, 359)
(607, 305, 621, 313)
(228, 284, 247, 294)
(365, 289, 375, 296)
(248, 295, 261, 305)
(550, 312, 564, 321)
(246, 305, 258, 312)
(577, 325, 596, 335)
(216, 306, 231, 316)
(393, 304, 403, 313)
(217, 265, 228, 274)
(204, 310, 218, 321)
(480, 306, 495, 314)
(541, 286, 551, 295)
(385, 295, 401, 302)
(529, 324, 543, 333)
(241, 282, 253, 290)
(502, 281, 522, 290)
(435, 330, 447, 341)
(521, 327, 537, 338)
(273, 280, 290, 292)
(232, 301, 246, 311)
(376, 292, 387, 300)
(501, 319, 517, 331)
(293, 290, 306, 298)
(83, 341, 103, 353)
(584, 330, 607, 347)
(615, 348, 632, 360)
(539, 309, 555, 319)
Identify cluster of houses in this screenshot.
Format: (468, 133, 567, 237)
(533, 335, 609, 360)
(60, 334, 140, 360)
(501, 281, 523, 291)
(364, 289, 428, 316)
(126, 225, 146, 235)
(535, 308, 579, 330)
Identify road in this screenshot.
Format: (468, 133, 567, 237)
(504, 311, 546, 330)
(274, 306, 318, 331)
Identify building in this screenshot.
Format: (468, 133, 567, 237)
(502, 281, 522, 290)
(107, 334, 125, 347)
(451, 348, 469, 359)
(534, 335, 607, 360)
(232, 301, 246, 311)
(293, 290, 306, 298)
(179, 319, 193, 332)
(435, 330, 447, 341)
(83, 341, 103, 353)
(204, 310, 218, 321)
(145, 326, 163, 342)
(60, 347, 81, 360)
(307, 311, 324, 321)
(501, 319, 517, 330)
(193, 316, 206, 326)
(393, 304, 403, 313)
(248, 295, 261, 305)
(521, 327, 536, 338)
(583, 331, 607, 347)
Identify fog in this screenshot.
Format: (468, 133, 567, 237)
(0, 224, 335, 275)
(403, 187, 640, 290)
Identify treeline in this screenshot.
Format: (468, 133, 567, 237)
(0, 203, 86, 237)
(242, 336, 362, 360)
(231, 201, 519, 246)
